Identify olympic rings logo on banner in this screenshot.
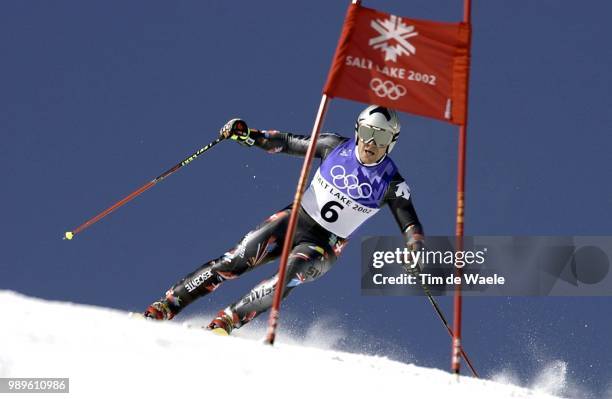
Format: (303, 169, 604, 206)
(369, 78, 407, 101)
(330, 165, 373, 199)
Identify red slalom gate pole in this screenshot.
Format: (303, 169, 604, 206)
(452, 0, 473, 375)
(264, 94, 331, 345)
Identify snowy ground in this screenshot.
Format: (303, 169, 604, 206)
(0, 290, 568, 399)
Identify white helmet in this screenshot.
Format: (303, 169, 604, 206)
(354, 105, 401, 154)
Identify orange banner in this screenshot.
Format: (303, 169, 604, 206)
(324, 5, 471, 125)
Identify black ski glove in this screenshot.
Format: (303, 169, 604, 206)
(220, 118, 255, 147)
(404, 225, 425, 275)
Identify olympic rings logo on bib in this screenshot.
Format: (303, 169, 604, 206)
(330, 165, 373, 199)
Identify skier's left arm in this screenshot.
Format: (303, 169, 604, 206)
(384, 172, 425, 253)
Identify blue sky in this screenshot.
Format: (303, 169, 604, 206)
(1, 1, 611, 397)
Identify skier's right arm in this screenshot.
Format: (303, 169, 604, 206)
(219, 118, 345, 159)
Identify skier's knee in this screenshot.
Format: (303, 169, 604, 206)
(286, 248, 333, 286)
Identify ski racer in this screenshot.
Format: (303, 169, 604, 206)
(144, 105, 425, 334)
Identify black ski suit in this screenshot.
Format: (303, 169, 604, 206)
(152, 131, 423, 329)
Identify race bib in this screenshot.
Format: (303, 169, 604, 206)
(302, 140, 398, 238)
(302, 168, 380, 238)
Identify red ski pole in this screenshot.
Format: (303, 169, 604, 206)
(64, 136, 225, 240)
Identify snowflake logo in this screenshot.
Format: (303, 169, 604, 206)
(369, 15, 419, 62)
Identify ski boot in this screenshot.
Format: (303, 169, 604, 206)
(143, 301, 174, 320)
(206, 310, 237, 336)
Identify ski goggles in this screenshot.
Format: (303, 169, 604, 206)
(356, 125, 395, 148)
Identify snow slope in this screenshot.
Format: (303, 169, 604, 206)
(0, 290, 565, 399)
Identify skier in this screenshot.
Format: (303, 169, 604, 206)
(144, 105, 425, 334)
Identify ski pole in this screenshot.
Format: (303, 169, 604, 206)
(406, 265, 479, 378)
(64, 136, 226, 240)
